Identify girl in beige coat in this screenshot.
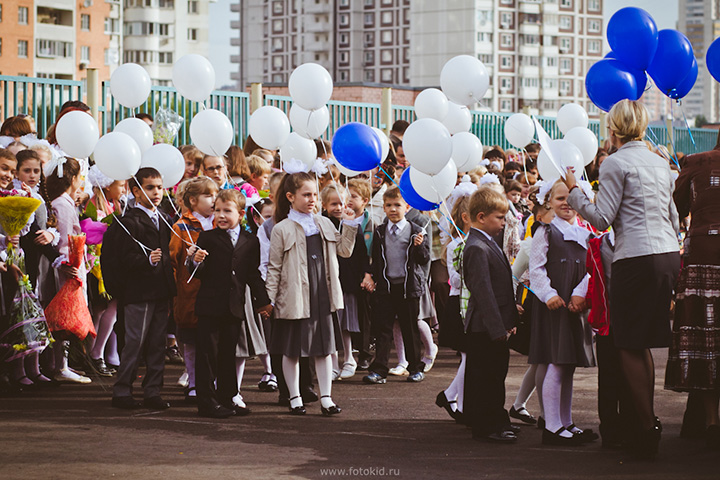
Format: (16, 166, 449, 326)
(266, 172, 360, 416)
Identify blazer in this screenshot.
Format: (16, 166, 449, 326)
(169, 212, 206, 328)
(113, 207, 176, 303)
(325, 214, 370, 295)
(192, 227, 270, 319)
(568, 141, 679, 261)
(463, 228, 518, 340)
(266, 215, 357, 320)
(673, 145, 720, 239)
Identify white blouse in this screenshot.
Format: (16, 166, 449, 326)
(445, 236, 463, 296)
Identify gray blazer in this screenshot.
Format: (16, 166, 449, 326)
(463, 229, 518, 340)
(568, 141, 679, 262)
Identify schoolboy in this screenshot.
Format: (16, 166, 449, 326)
(109, 168, 176, 410)
(463, 187, 519, 443)
(362, 186, 429, 384)
(188, 189, 272, 418)
(245, 154, 273, 193)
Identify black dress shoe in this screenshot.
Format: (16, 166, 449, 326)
(504, 424, 521, 434)
(301, 386, 318, 403)
(357, 358, 372, 370)
(542, 427, 585, 446)
(436, 391, 461, 421)
(289, 406, 307, 415)
(474, 431, 517, 443)
(198, 404, 235, 419)
(568, 425, 599, 443)
(229, 404, 251, 416)
(91, 358, 115, 377)
(112, 396, 143, 409)
(144, 396, 170, 410)
(509, 406, 537, 425)
(537, 416, 545, 430)
(321, 404, 342, 416)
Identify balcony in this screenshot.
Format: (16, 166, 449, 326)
(519, 65, 539, 77)
(231, 20, 241, 29)
(230, 3, 240, 13)
(519, 2, 540, 14)
(230, 55, 241, 64)
(520, 23, 540, 35)
(541, 23, 558, 36)
(230, 37, 241, 47)
(519, 44, 540, 56)
(519, 87, 540, 100)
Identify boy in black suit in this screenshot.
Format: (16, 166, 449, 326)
(463, 187, 519, 443)
(188, 189, 272, 418)
(110, 168, 176, 410)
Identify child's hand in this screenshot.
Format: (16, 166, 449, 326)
(149, 248, 163, 264)
(413, 232, 424, 246)
(516, 304, 524, 315)
(8, 263, 22, 281)
(256, 304, 273, 320)
(34, 230, 53, 246)
(568, 296, 587, 313)
(546, 295, 566, 311)
(20, 182, 32, 195)
(360, 273, 375, 292)
(59, 263, 80, 279)
(7, 235, 20, 248)
(508, 327, 517, 335)
(341, 207, 356, 221)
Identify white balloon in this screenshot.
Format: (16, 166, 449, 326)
(414, 88, 449, 121)
(248, 106, 290, 150)
(113, 118, 154, 153)
(443, 102, 472, 135)
(537, 139, 584, 182)
(172, 54, 216, 102)
(402, 118, 453, 176)
(564, 127, 598, 166)
(280, 132, 317, 168)
(56, 111, 99, 159)
(451, 132, 484, 172)
(556, 103, 589, 135)
(110, 63, 151, 109)
(371, 127, 390, 162)
(288, 63, 333, 111)
(440, 55, 490, 106)
(504, 113, 535, 149)
(93, 132, 141, 181)
(141, 143, 185, 188)
(289, 104, 329, 139)
(189, 109, 234, 157)
(332, 159, 363, 178)
(410, 160, 458, 204)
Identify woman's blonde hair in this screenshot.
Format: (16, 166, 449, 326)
(608, 99, 648, 144)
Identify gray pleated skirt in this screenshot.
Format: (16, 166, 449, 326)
(336, 293, 361, 333)
(235, 286, 269, 357)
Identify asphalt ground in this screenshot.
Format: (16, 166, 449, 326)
(0, 346, 717, 480)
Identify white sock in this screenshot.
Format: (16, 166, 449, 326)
(183, 342, 196, 388)
(330, 351, 340, 374)
(55, 340, 68, 372)
(514, 364, 538, 411)
(444, 353, 466, 412)
(417, 320, 436, 358)
(314, 355, 335, 408)
(259, 352, 272, 375)
(13, 358, 32, 385)
(25, 351, 49, 382)
(342, 331, 356, 366)
(282, 356, 302, 408)
(393, 321, 407, 367)
(232, 392, 246, 408)
(106, 332, 119, 366)
(534, 363, 548, 419)
(90, 301, 117, 360)
(560, 365, 576, 429)
(543, 364, 572, 437)
(235, 357, 246, 390)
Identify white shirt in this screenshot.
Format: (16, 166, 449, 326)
(227, 224, 241, 246)
(388, 218, 408, 236)
(446, 236, 464, 296)
(135, 204, 159, 265)
(258, 224, 271, 281)
(288, 209, 319, 236)
(193, 211, 214, 232)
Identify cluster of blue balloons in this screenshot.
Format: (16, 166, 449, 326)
(707, 38, 720, 85)
(586, 7, 697, 112)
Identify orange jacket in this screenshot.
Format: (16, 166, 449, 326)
(170, 212, 208, 329)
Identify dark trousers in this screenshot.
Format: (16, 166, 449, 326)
(196, 315, 242, 409)
(369, 283, 423, 376)
(464, 332, 510, 436)
(596, 331, 638, 441)
(430, 259, 450, 328)
(113, 301, 169, 399)
(351, 290, 374, 362)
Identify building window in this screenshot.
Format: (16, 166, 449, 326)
(500, 12, 513, 28)
(187, 28, 197, 41)
(381, 30, 392, 44)
(272, 19, 283, 32)
(500, 55, 512, 68)
(18, 6, 28, 25)
(339, 14, 349, 26)
(188, 1, 199, 14)
(272, 1, 283, 14)
(523, 34, 540, 45)
(339, 70, 348, 81)
(81, 46, 90, 62)
(381, 11, 392, 25)
(364, 32, 374, 47)
(339, 51, 349, 63)
(364, 13, 374, 26)
(560, 57, 572, 72)
(272, 56, 283, 69)
(364, 50, 374, 64)
(104, 18, 120, 34)
(500, 34, 513, 48)
(18, 39, 28, 58)
(381, 49, 392, 62)
(587, 39, 601, 53)
(158, 24, 170, 36)
(364, 69, 375, 82)
(81, 14, 90, 31)
(478, 54, 493, 65)
(477, 32, 492, 43)
(159, 51, 173, 64)
(0, 5, 3, 22)
(560, 0, 572, 7)
(588, 19, 600, 33)
(546, 56, 557, 67)
(522, 78, 539, 88)
(381, 68, 393, 82)
(158, 0, 174, 7)
(560, 79, 571, 94)
(587, 0, 600, 11)
(560, 37, 571, 52)
(272, 38, 282, 51)
(560, 16, 571, 29)
(500, 99, 513, 112)
(339, 33, 349, 45)
(500, 77, 513, 91)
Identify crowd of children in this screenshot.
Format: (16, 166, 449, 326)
(0, 105, 715, 460)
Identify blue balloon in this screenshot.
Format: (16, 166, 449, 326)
(647, 29, 695, 96)
(605, 51, 647, 99)
(585, 59, 639, 112)
(607, 7, 658, 71)
(669, 57, 698, 100)
(706, 36, 720, 83)
(331, 122, 382, 172)
(398, 168, 439, 211)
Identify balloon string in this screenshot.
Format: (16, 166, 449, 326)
(678, 100, 697, 153)
(131, 175, 195, 247)
(644, 129, 679, 169)
(429, 176, 466, 240)
(97, 187, 153, 255)
(521, 147, 530, 185)
(165, 188, 182, 218)
(379, 165, 399, 188)
(668, 101, 682, 169)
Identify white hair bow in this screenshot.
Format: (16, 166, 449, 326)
(283, 158, 310, 175)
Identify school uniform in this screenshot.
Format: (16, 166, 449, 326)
(462, 228, 518, 439)
(192, 225, 270, 412)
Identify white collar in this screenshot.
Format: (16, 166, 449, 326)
(288, 208, 319, 236)
(135, 203, 158, 219)
(551, 216, 588, 248)
(389, 218, 408, 233)
(472, 227, 494, 242)
(193, 211, 214, 231)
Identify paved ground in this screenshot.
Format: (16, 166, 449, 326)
(0, 346, 717, 480)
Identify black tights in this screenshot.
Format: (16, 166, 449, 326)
(619, 347, 656, 430)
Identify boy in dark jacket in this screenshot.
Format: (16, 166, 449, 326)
(363, 187, 430, 384)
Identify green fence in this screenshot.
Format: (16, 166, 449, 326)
(1, 74, 716, 157)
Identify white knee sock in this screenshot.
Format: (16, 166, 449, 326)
(106, 331, 119, 366)
(13, 358, 31, 385)
(235, 357, 246, 392)
(514, 364, 538, 411)
(259, 352, 272, 375)
(560, 365, 576, 429)
(543, 364, 572, 437)
(444, 353, 466, 412)
(182, 342, 196, 389)
(90, 301, 117, 360)
(314, 355, 335, 408)
(54, 340, 68, 372)
(330, 351, 340, 374)
(417, 320, 436, 358)
(342, 331, 355, 366)
(534, 363, 548, 418)
(282, 356, 302, 408)
(393, 321, 408, 368)
(25, 351, 48, 381)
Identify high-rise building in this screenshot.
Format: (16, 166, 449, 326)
(123, 0, 215, 86)
(0, 0, 121, 80)
(678, 0, 718, 122)
(230, 0, 603, 116)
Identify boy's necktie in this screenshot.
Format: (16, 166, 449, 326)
(390, 224, 398, 236)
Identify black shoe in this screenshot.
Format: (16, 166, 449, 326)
(474, 431, 517, 443)
(362, 372, 387, 384)
(632, 425, 661, 460)
(229, 404, 251, 416)
(184, 387, 198, 404)
(91, 358, 115, 377)
(706, 424, 720, 450)
(289, 395, 306, 415)
(143, 396, 170, 410)
(112, 396, 143, 409)
(509, 406, 537, 425)
(357, 358, 372, 370)
(568, 424, 599, 443)
(537, 416, 545, 430)
(407, 371, 425, 382)
(542, 427, 586, 446)
(301, 386, 318, 403)
(436, 391, 461, 421)
(198, 404, 235, 418)
(321, 405, 342, 416)
(278, 396, 290, 407)
(504, 424, 521, 434)
(165, 345, 184, 365)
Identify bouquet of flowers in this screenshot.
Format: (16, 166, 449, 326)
(153, 107, 184, 145)
(0, 189, 40, 260)
(44, 234, 96, 340)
